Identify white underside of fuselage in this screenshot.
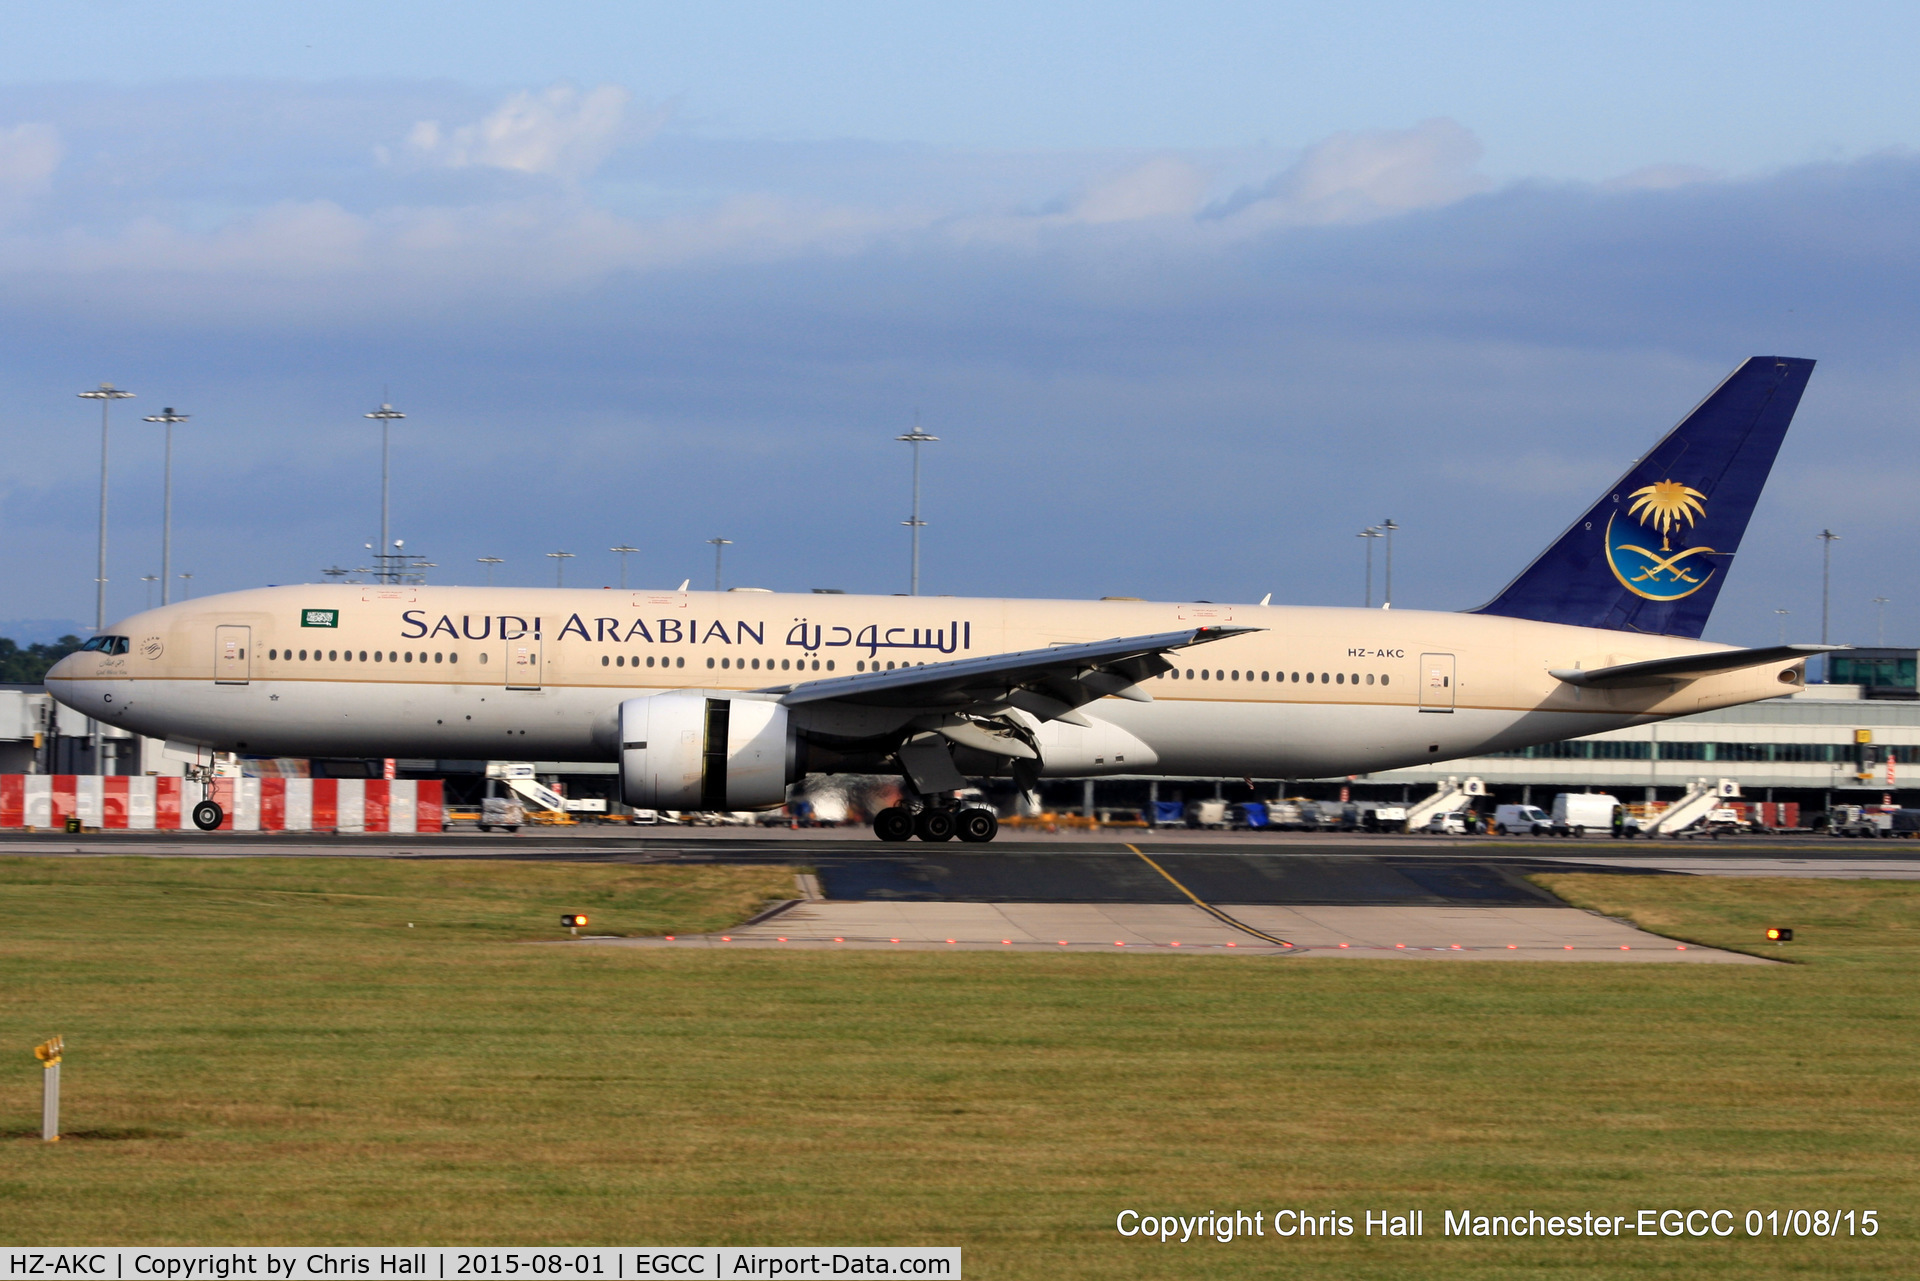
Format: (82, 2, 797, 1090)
(65, 673, 1644, 779)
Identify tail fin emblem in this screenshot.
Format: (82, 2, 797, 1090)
(1607, 480, 1717, 601)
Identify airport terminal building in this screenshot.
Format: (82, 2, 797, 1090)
(1358, 649, 1920, 812)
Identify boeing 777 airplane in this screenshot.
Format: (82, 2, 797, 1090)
(48, 356, 1828, 841)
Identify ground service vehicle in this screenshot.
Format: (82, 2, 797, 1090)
(1494, 803, 1553, 835)
(1552, 792, 1623, 837)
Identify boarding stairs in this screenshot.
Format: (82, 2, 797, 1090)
(486, 762, 607, 817)
(1645, 777, 1740, 837)
(1403, 775, 1488, 832)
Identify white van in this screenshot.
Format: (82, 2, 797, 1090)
(1493, 803, 1553, 836)
(1551, 792, 1622, 837)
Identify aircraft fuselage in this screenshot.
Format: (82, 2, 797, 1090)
(46, 584, 1806, 780)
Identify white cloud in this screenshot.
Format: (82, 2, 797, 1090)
(401, 84, 637, 179)
(0, 122, 60, 203)
(1068, 155, 1210, 224)
(1211, 117, 1489, 226)
(1601, 163, 1721, 192)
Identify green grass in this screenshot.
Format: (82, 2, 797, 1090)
(2, 858, 1917, 1279)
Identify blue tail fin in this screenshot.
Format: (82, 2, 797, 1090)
(1472, 356, 1815, 638)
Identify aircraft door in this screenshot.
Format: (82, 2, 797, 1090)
(1419, 652, 1454, 712)
(506, 639, 542, 690)
(215, 626, 251, 684)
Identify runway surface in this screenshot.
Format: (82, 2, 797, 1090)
(575, 899, 1763, 961)
(3, 826, 1875, 962)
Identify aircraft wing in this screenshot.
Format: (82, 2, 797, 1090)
(766, 625, 1260, 722)
(1549, 643, 1845, 690)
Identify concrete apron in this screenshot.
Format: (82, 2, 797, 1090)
(567, 901, 1769, 962)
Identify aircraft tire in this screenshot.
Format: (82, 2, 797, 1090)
(956, 809, 999, 843)
(915, 809, 957, 842)
(873, 807, 915, 842)
(192, 800, 223, 831)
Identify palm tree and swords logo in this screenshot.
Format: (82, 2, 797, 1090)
(1605, 479, 1717, 601)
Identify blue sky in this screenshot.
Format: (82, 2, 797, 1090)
(2, 3, 1919, 646)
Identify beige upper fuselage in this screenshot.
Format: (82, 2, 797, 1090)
(45, 584, 1806, 778)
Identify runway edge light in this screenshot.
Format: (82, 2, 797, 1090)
(1766, 927, 1794, 943)
(33, 1036, 63, 1141)
(561, 913, 588, 935)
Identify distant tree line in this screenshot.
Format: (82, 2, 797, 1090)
(0, 635, 84, 684)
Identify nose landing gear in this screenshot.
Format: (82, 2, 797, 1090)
(192, 800, 224, 831)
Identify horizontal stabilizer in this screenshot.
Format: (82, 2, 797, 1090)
(1550, 644, 1844, 690)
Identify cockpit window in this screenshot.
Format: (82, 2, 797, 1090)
(80, 635, 130, 654)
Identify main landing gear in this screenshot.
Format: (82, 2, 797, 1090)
(873, 806, 999, 843)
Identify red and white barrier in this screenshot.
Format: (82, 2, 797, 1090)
(0, 776, 444, 832)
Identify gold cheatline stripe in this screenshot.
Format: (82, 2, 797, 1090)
(1125, 843, 1295, 949)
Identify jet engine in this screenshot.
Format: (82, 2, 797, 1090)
(618, 690, 797, 811)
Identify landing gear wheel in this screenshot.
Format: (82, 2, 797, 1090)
(915, 809, 958, 842)
(192, 800, 224, 831)
(956, 809, 999, 843)
(873, 807, 915, 842)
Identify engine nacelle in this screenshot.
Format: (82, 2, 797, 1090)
(619, 690, 797, 811)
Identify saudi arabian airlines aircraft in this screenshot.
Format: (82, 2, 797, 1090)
(48, 356, 1832, 841)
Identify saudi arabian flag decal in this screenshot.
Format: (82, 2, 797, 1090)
(302, 609, 340, 628)
(1605, 479, 1717, 602)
